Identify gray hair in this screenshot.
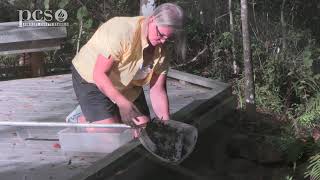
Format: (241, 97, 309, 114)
(150, 3, 186, 60)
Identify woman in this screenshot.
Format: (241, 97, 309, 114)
(70, 3, 185, 129)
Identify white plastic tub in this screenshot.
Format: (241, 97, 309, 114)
(58, 127, 134, 154)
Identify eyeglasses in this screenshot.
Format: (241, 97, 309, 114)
(155, 25, 175, 43)
(155, 25, 168, 39)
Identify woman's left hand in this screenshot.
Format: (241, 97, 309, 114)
(133, 115, 150, 138)
(132, 115, 150, 128)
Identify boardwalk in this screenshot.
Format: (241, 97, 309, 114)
(0, 73, 213, 180)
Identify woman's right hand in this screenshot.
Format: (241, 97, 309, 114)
(93, 55, 144, 127)
(117, 99, 143, 127)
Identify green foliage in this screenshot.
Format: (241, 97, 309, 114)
(83, 18, 93, 29)
(184, 18, 207, 47)
(255, 85, 283, 113)
(76, 6, 88, 21)
(285, 175, 294, 180)
(303, 47, 314, 68)
(218, 32, 233, 49)
(44, 0, 50, 9)
(243, 23, 320, 137)
(233, 76, 245, 108)
(0, 55, 19, 66)
(298, 93, 320, 129)
(266, 131, 318, 164)
(270, 135, 304, 163)
(305, 154, 320, 180)
(58, 0, 70, 8)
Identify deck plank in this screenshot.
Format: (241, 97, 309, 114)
(0, 73, 213, 180)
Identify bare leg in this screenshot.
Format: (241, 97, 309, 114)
(79, 115, 150, 137)
(78, 115, 122, 133)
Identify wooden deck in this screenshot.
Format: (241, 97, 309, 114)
(0, 71, 214, 180)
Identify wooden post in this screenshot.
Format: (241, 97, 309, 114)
(30, 52, 45, 77)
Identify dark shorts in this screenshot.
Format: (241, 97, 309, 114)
(71, 66, 150, 122)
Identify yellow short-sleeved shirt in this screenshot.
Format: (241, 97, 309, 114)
(72, 16, 169, 102)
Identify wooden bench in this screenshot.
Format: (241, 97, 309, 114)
(0, 21, 67, 77)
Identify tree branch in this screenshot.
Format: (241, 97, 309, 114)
(173, 47, 221, 68)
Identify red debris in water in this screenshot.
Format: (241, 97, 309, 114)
(52, 143, 61, 149)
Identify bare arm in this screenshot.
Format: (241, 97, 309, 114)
(93, 54, 127, 104)
(149, 73, 170, 120)
(93, 54, 143, 126)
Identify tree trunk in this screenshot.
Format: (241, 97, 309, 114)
(252, 0, 258, 35)
(199, 0, 213, 25)
(140, 0, 156, 16)
(77, 19, 83, 54)
(229, 0, 239, 74)
(240, 0, 256, 119)
(31, 0, 43, 11)
(281, 0, 287, 57)
(206, 0, 218, 63)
